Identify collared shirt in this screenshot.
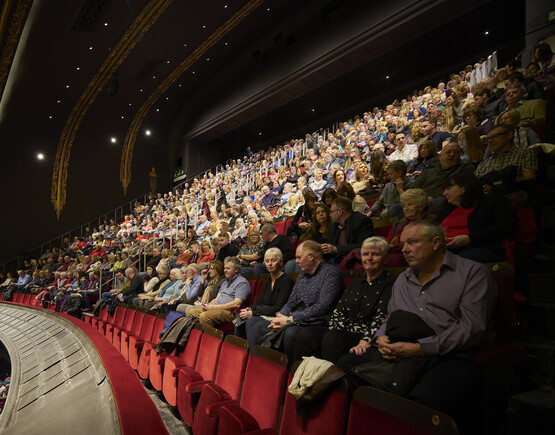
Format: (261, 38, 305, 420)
(280, 261, 342, 322)
(216, 274, 251, 306)
(15, 274, 31, 288)
(475, 144, 538, 179)
(375, 250, 497, 356)
(388, 144, 418, 162)
(184, 275, 202, 300)
(158, 279, 183, 299)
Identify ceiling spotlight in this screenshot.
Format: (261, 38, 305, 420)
(224, 5, 227, 8)
(485, 31, 489, 35)
(89, 46, 93, 50)
(145, 130, 151, 136)
(206, 58, 209, 61)
(121, 116, 124, 119)
(179, 84, 182, 87)
(156, 109, 159, 112)
(267, 8, 270, 11)
(110, 137, 117, 143)
(57, 100, 60, 103)
(225, 42, 228, 46)
(203, 25, 206, 29)
(259, 132, 262, 135)
(152, 76, 156, 79)
(312, 109, 315, 112)
(386, 75, 389, 79)
(37, 153, 44, 160)
(140, 89, 143, 92)
(66, 85, 70, 88)
(165, 97, 169, 100)
(192, 71, 195, 74)
(76, 67, 80, 70)
(49, 115, 53, 119)
(129, 103, 132, 106)
(104, 22, 108, 26)
(167, 60, 170, 64)
(184, 43, 187, 47)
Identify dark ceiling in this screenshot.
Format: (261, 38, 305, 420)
(0, 0, 525, 264)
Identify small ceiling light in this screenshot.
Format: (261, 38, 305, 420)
(184, 43, 187, 47)
(192, 71, 195, 74)
(165, 97, 169, 100)
(156, 109, 159, 112)
(485, 31, 489, 35)
(167, 60, 170, 64)
(104, 22, 108, 26)
(224, 5, 227, 8)
(121, 116, 124, 119)
(89, 46, 93, 50)
(129, 103, 132, 106)
(57, 100, 60, 103)
(179, 84, 182, 87)
(66, 85, 70, 88)
(312, 109, 315, 112)
(259, 132, 262, 135)
(110, 137, 117, 143)
(76, 67, 80, 71)
(145, 130, 151, 136)
(49, 115, 53, 119)
(386, 75, 390, 79)
(140, 89, 143, 92)
(203, 25, 206, 29)
(37, 153, 44, 160)
(206, 58, 209, 61)
(267, 8, 270, 11)
(225, 42, 228, 46)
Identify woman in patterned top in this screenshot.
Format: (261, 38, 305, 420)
(293, 236, 395, 364)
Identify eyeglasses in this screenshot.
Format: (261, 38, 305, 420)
(329, 208, 342, 214)
(486, 132, 507, 141)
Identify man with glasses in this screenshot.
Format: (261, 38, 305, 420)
(475, 124, 537, 192)
(322, 196, 375, 264)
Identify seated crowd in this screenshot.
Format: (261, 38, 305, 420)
(2, 44, 554, 433)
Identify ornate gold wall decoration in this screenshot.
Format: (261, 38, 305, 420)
(0, 0, 34, 102)
(119, 0, 266, 194)
(149, 166, 157, 195)
(50, 0, 174, 219)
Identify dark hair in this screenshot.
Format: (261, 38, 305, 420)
(336, 183, 356, 200)
(301, 204, 331, 242)
(507, 71, 524, 83)
(388, 160, 407, 175)
(444, 173, 483, 208)
(535, 43, 553, 63)
(332, 196, 353, 213)
(322, 188, 338, 206)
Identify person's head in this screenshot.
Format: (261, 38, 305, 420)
(420, 118, 437, 136)
(524, 62, 540, 78)
(400, 221, 446, 269)
(415, 141, 436, 162)
(496, 109, 521, 128)
(264, 247, 284, 274)
(443, 173, 483, 208)
(313, 203, 331, 228)
(223, 257, 242, 280)
(535, 42, 554, 63)
(207, 260, 224, 279)
(303, 190, 319, 211)
(333, 169, 346, 186)
(169, 268, 182, 281)
(472, 86, 490, 107)
(330, 196, 353, 223)
(260, 223, 277, 242)
(125, 267, 137, 280)
(485, 124, 514, 154)
(462, 105, 482, 128)
(457, 126, 484, 162)
(387, 160, 407, 182)
(190, 241, 200, 254)
(247, 228, 261, 245)
(156, 264, 169, 279)
(186, 263, 201, 278)
(218, 233, 230, 249)
(146, 266, 156, 278)
(259, 211, 273, 225)
(355, 162, 370, 181)
(505, 83, 525, 108)
(295, 240, 323, 274)
(200, 240, 212, 254)
(360, 236, 389, 276)
(400, 189, 427, 220)
(394, 132, 407, 148)
(439, 142, 461, 169)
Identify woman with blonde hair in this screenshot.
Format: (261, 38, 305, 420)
(196, 240, 215, 265)
(457, 126, 484, 165)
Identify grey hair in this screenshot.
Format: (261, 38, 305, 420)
(264, 247, 283, 261)
(224, 256, 242, 271)
(361, 236, 389, 256)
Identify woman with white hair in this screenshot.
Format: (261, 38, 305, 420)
(143, 267, 183, 310)
(294, 236, 395, 364)
(231, 218, 247, 241)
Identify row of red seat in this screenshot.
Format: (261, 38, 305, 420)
(83, 302, 460, 434)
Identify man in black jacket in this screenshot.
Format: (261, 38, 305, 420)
(216, 233, 239, 262)
(322, 196, 375, 264)
(117, 267, 144, 304)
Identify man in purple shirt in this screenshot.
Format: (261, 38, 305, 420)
(338, 220, 497, 432)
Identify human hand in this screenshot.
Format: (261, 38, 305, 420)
(239, 308, 252, 320)
(321, 243, 338, 255)
(349, 340, 371, 355)
(447, 235, 470, 249)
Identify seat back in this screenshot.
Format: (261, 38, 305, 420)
(121, 308, 137, 331)
(279, 370, 350, 435)
(130, 310, 145, 336)
(139, 311, 157, 341)
(192, 326, 224, 380)
(112, 305, 126, 327)
(99, 305, 109, 322)
(486, 262, 515, 343)
(150, 316, 167, 343)
(214, 335, 249, 401)
(179, 328, 203, 368)
(240, 346, 288, 430)
(346, 386, 459, 435)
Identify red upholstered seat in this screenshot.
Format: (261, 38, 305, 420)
(274, 220, 288, 235)
(346, 386, 459, 435)
(120, 310, 145, 360)
(182, 336, 249, 431)
(103, 305, 126, 342)
(137, 316, 166, 379)
(112, 308, 136, 350)
(167, 327, 223, 410)
(89, 304, 109, 329)
(192, 345, 287, 435)
(150, 325, 202, 392)
(127, 310, 156, 368)
(22, 293, 32, 305)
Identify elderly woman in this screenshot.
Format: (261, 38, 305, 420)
(237, 228, 265, 268)
(159, 263, 203, 313)
(240, 248, 295, 348)
(147, 268, 184, 311)
(231, 218, 248, 241)
(176, 260, 225, 315)
(436, 173, 517, 263)
(387, 189, 428, 267)
(294, 237, 395, 364)
(462, 105, 493, 136)
(137, 265, 171, 309)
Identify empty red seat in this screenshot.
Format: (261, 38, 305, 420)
(112, 308, 136, 350)
(120, 310, 145, 359)
(149, 323, 202, 392)
(166, 326, 223, 409)
(137, 316, 167, 379)
(192, 345, 287, 435)
(178, 335, 249, 427)
(88, 304, 108, 329)
(346, 386, 459, 435)
(103, 305, 126, 342)
(128, 311, 158, 369)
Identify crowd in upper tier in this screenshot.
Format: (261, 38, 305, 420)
(1, 43, 554, 433)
